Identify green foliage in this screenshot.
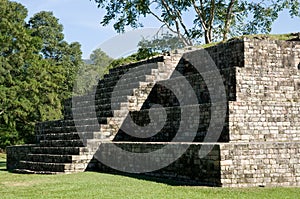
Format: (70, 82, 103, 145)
(0, 0, 82, 149)
(90, 48, 113, 67)
(138, 32, 185, 54)
(93, 0, 300, 44)
(73, 46, 156, 96)
(74, 48, 113, 95)
(74, 46, 159, 96)
(104, 49, 160, 74)
(28, 11, 83, 99)
(104, 55, 138, 73)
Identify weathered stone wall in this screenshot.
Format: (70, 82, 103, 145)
(6, 145, 33, 171)
(92, 142, 221, 186)
(91, 141, 300, 187)
(222, 39, 300, 187)
(229, 39, 300, 142)
(220, 142, 300, 187)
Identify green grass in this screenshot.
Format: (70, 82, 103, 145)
(193, 33, 299, 50)
(0, 154, 299, 199)
(241, 33, 299, 41)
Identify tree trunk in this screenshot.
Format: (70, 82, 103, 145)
(205, 29, 212, 44)
(223, 27, 229, 41)
(223, 0, 236, 42)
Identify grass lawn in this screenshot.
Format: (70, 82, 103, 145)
(0, 153, 299, 199)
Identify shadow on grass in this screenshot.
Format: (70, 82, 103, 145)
(87, 170, 219, 187)
(87, 160, 220, 187)
(121, 173, 209, 186)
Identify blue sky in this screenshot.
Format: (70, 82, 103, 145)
(14, 0, 300, 59)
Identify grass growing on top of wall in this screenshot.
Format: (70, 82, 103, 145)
(242, 33, 299, 41)
(194, 33, 299, 51)
(1, 155, 300, 199)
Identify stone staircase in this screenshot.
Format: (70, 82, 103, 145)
(13, 53, 183, 174)
(8, 38, 300, 187)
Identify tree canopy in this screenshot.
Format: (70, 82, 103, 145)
(74, 48, 113, 95)
(0, 0, 82, 148)
(93, 0, 300, 44)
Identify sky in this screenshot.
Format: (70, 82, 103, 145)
(13, 0, 300, 59)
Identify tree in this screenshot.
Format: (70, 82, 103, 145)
(0, 0, 83, 148)
(138, 31, 186, 54)
(74, 48, 113, 95)
(28, 11, 83, 99)
(0, 0, 42, 147)
(92, 0, 300, 44)
(89, 48, 113, 82)
(90, 48, 113, 67)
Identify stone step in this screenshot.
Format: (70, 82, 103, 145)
(26, 154, 73, 163)
(41, 119, 98, 127)
(40, 124, 100, 134)
(98, 70, 157, 90)
(96, 83, 154, 100)
(37, 126, 77, 134)
(72, 118, 100, 126)
(38, 132, 80, 140)
(63, 113, 123, 125)
(70, 113, 108, 122)
(96, 95, 128, 105)
(66, 100, 129, 116)
(38, 131, 107, 141)
(95, 82, 149, 99)
(26, 154, 93, 164)
(75, 81, 155, 108)
(70, 99, 129, 114)
(97, 74, 154, 91)
(64, 111, 121, 122)
(104, 66, 157, 82)
(36, 120, 100, 132)
(67, 106, 113, 117)
(38, 132, 95, 140)
(31, 146, 88, 155)
(68, 68, 207, 111)
(35, 120, 65, 129)
(67, 99, 95, 109)
(106, 61, 160, 77)
(95, 81, 145, 95)
(13, 169, 63, 174)
(39, 140, 85, 147)
(65, 103, 116, 115)
(65, 81, 154, 113)
(64, 60, 168, 109)
(18, 161, 72, 173)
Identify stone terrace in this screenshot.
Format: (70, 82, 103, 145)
(7, 38, 300, 187)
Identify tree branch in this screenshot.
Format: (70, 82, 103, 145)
(160, 0, 191, 46)
(191, 0, 208, 31)
(207, 0, 216, 43)
(208, 0, 215, 29)
(148, 9, 177, 35)
(168, 1, 193, 45)
(223, 0, 236, 41)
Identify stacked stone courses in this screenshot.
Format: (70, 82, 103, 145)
(6, 38, 300, 187)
